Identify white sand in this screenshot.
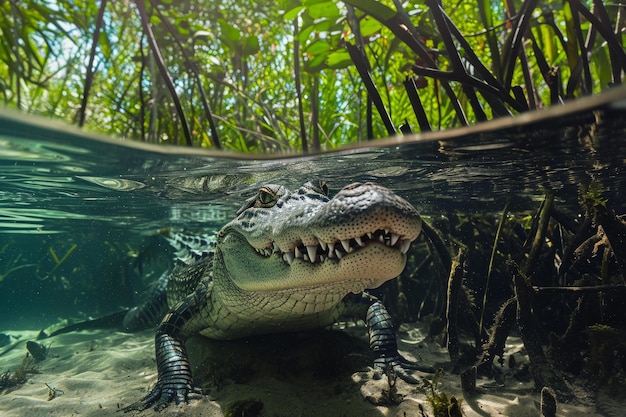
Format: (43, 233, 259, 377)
(0, 322, 606, 417)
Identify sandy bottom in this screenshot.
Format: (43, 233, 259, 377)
(0, 321, 613, 417)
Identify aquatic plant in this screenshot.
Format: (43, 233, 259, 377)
(48, 243, 77, 270)
(425, 369, 463, 417)
(0, 250, 36, 283)
(0, 353, 39, 392)
(579, 180, 608, 214)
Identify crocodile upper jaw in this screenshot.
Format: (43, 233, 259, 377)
(216, 182, 422, 294)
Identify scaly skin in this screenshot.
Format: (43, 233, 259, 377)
(124, 181, 425, 411)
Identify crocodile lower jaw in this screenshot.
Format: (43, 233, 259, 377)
(237, 242, 408, 292)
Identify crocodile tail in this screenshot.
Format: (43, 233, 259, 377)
(166, 253, 213, 309)
(163, 231, 215, 266)
(122, 272, 169, 332)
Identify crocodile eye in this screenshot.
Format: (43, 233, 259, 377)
(256, 187, 278, 207)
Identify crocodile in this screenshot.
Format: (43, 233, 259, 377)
(124, 181, 428, 411)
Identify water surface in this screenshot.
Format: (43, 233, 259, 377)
(1, 88, 625, 328)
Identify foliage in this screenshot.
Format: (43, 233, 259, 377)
(0, 0, 624, 152)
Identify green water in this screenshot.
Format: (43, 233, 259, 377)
(0, 89, 625, 330)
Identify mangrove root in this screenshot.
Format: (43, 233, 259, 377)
(509, 261, 572, 401)
(446, 248, 466, 372)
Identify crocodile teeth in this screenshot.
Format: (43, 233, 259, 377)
(328, 242, 335, 254)
(268, 228, 412, 266)
(400, 239, 411, 254)
(283, 252, 294, 265)
(306, 245, 318, 263)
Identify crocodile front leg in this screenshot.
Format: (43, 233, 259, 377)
(123, 290, 207, 412)
(367, 300, 434, 383)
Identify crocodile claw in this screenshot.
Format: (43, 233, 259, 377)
(366, 301, 434, 385)
(373, 352, 434, 384)
(123, 332, 202, 412)
(123, 380, 203, 412)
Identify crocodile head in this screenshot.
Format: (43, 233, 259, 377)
(202, 183, 422, 338)
(211, 182, 421, 324)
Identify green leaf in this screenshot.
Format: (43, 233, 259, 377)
(303, 0, 331, 6)
(283, 5, 305, 20)
(359, 15, 383, 37)
(304, 39, 330, 55)
(242, 35, 260, 56)
(306, 52, 327, 70)
(218, 18, 241, 43)
(312, 18, 334, 33)
(343, 0, 396, 21)
(298, 24, 315, 43)
(326, 50, 352, 68)
(98, 31, 111, 59)
(307, 2, 340, 19)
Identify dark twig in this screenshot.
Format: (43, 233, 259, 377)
(427, 0, 521, 115)
(293, 19, 308, 152)
(403, 77, 431, 132)
(344, 0, 468, 126)
(78, 0, 108, 127)
(134, 0, 192, 146)
(346, 43, 396, 136)
(346, 4, 374, 140)
(501, 0, 540, 91)
(9, 0, 23, 110)
(569, 0, 626, 84)
(150, 3, 220, 148)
